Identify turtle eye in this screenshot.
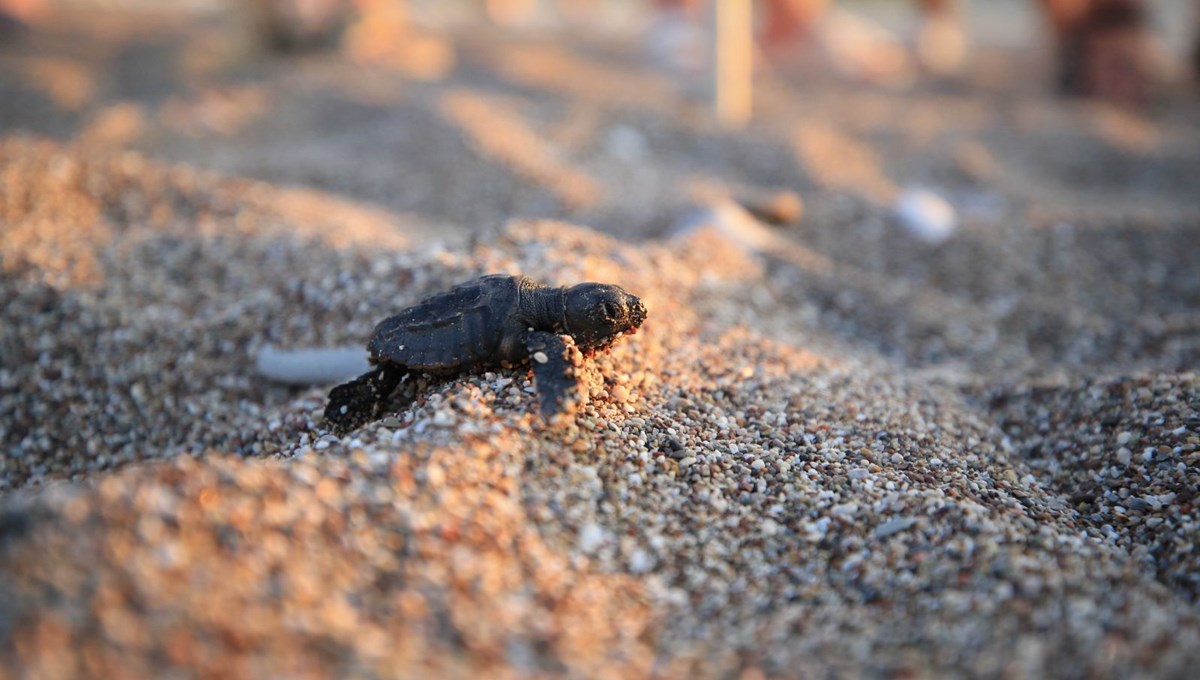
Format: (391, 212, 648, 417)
(602, 302, 619, 319)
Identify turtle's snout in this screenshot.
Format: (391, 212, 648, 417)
(628, 295, 647, 330)
(608, 289, 645, 335)
(565, 283, 648, 348)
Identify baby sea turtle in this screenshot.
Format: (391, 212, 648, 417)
(324, 274, 647, 433)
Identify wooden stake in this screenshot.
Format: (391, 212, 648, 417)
(711, 0, 753, 126)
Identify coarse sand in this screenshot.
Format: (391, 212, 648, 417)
(2, 138, 1199, 676)
(3, 6, 1200, 677)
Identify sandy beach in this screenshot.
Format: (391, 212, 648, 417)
(2, 2, 1199, 677)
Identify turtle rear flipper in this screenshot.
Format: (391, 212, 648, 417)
(525, 332, 581, 422)
(324, 366, 407, 434)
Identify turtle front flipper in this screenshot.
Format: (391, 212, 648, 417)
(525, 331, 581, 421)
(324, 365, 407, 434)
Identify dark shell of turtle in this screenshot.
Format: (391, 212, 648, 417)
(366, 274, 521, 372)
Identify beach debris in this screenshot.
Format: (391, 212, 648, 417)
(255, 345, 369, 386)
(739, 188, 804, 226)
(324, 274, 647, 433)
(671, 198, 782, 254)
(680, 179, 805, 228)
(892, 187, 958, 245)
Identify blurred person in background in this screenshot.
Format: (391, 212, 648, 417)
(0, 0, 42, 34)
(652, 0, 1197, 104)
(254, 0, 354, 51)
(1040, 0, 1164, 103)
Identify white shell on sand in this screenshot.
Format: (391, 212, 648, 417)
(893, 187, 958, 245)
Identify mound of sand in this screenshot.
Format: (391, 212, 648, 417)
(2, 148, 1198, 675)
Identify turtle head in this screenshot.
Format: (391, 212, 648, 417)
(563, 283, 647, 351)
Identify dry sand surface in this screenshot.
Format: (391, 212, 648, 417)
(2, 4, 1200, 678)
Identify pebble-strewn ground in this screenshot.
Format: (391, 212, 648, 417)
(2, 3, 1200, 678)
